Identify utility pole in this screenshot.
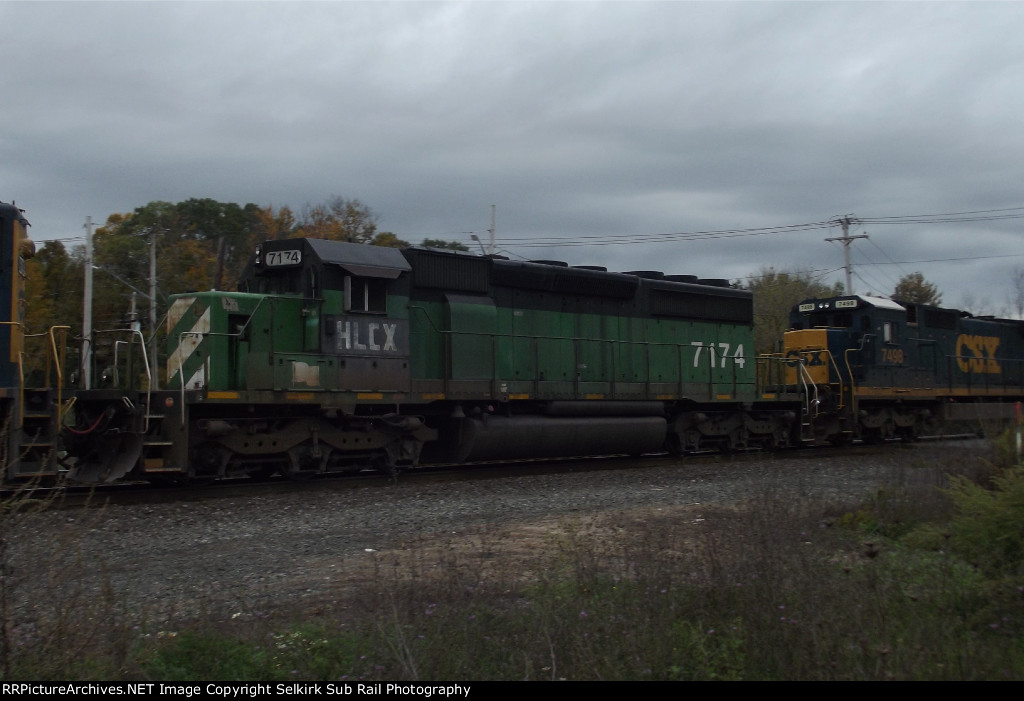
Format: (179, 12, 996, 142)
(82, 216, 94, 389)
(487, 204, 496, 256)
(825, 215, 868, 294)
(149, 227, 158, 390)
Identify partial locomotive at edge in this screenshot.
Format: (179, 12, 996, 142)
(2, 200, 1022, 484)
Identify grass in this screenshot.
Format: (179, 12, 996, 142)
(2, 440, 1024, 680)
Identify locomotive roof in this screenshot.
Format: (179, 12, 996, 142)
(300, 238, 411, 278)
(857, 295, 905, 311)
(245, 238, 412, 280)
(796, 295, 906, 312)
(0, 201, 29, 226)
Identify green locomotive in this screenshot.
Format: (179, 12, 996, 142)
(64, 238, 795, 482)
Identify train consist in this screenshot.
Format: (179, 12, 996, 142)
(3, 200, 1023, 483)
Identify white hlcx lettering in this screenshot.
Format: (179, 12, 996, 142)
(338, 322, 398, 352)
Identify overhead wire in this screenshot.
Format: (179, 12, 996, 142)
(850, 245, 901, 295)
(40, 204, 1024, 260)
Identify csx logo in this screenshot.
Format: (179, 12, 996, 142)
(785, 349, 827, 367)
(956, 334, 1001, 374)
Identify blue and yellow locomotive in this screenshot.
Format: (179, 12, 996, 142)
(784, 294, 1024, 443)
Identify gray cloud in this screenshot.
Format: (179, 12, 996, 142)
(3, 1, 1024, 312)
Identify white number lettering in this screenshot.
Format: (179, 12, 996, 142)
(733, 344, 746, 369)
(717, 343, 730, 368)
(691, 341, 745, 369)
(691, 341, 705, 368)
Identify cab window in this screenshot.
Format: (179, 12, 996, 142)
(344, 275, 388, 313)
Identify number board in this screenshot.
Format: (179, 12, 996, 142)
(265, 249, 302, 267)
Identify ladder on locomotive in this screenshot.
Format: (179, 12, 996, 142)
(791, 346, 855, 443)
(3, 325, 71, 480)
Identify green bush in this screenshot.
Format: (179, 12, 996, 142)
(944, 466, 1024, 577)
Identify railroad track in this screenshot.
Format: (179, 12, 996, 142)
(1, 434, 983, 509)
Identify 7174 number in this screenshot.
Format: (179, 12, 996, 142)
(691, 342, 746, 369)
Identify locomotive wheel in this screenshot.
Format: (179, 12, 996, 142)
(284, 445, 327, 480)
(664, 433, 684, 458)
(828, 433, 853, 447)
(372, 453, 404, 479)
(897, 426, 919, 442)
(861, 427, 884, 445)
(281, 467, 315, 482)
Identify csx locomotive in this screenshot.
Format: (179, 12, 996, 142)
(785, 294, 1024, 444)
(3, 201, 1023, 484)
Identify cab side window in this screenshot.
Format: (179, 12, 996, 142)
(344, 275, 388, 313)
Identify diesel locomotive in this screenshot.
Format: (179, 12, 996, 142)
(3, 200, 1024, 484)
(63, 237, 795, 482)
(784, 294, 1024, 444)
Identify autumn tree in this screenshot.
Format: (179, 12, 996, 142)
(88, 199, 265, 382)
(370, 232, 411, 248)
(24, 240, 85, 380)
(422, 239, 470, 252)
(741, 267, 844, 355)
(892, 272, 942, 306)
(295, 197, 379, 243)
(254, 204, 297, 242)
(175, 198, 263, 289)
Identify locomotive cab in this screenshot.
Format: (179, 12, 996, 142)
(786, 295, 906, 385)
(223, 238, 413, 394)
(785, 295, 914, 443)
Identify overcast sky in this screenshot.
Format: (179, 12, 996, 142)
(4, 1, 1024, 313)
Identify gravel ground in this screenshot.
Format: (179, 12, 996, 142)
(1, 440, 993, 633)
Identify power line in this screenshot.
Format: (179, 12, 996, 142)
(499, 220, 838, 248)
(859, 206, 1024, 225)
(453, 205, 1024, 249)
(41, 203, 1024, 252)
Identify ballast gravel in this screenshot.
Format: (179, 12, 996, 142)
(2, 440, 992, 632)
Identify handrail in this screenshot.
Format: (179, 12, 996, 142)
(797, 358, 818, 418)
(93, 327, 153, 432)
(1, 322, 70, 430)
(49, 326, 70, 425)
